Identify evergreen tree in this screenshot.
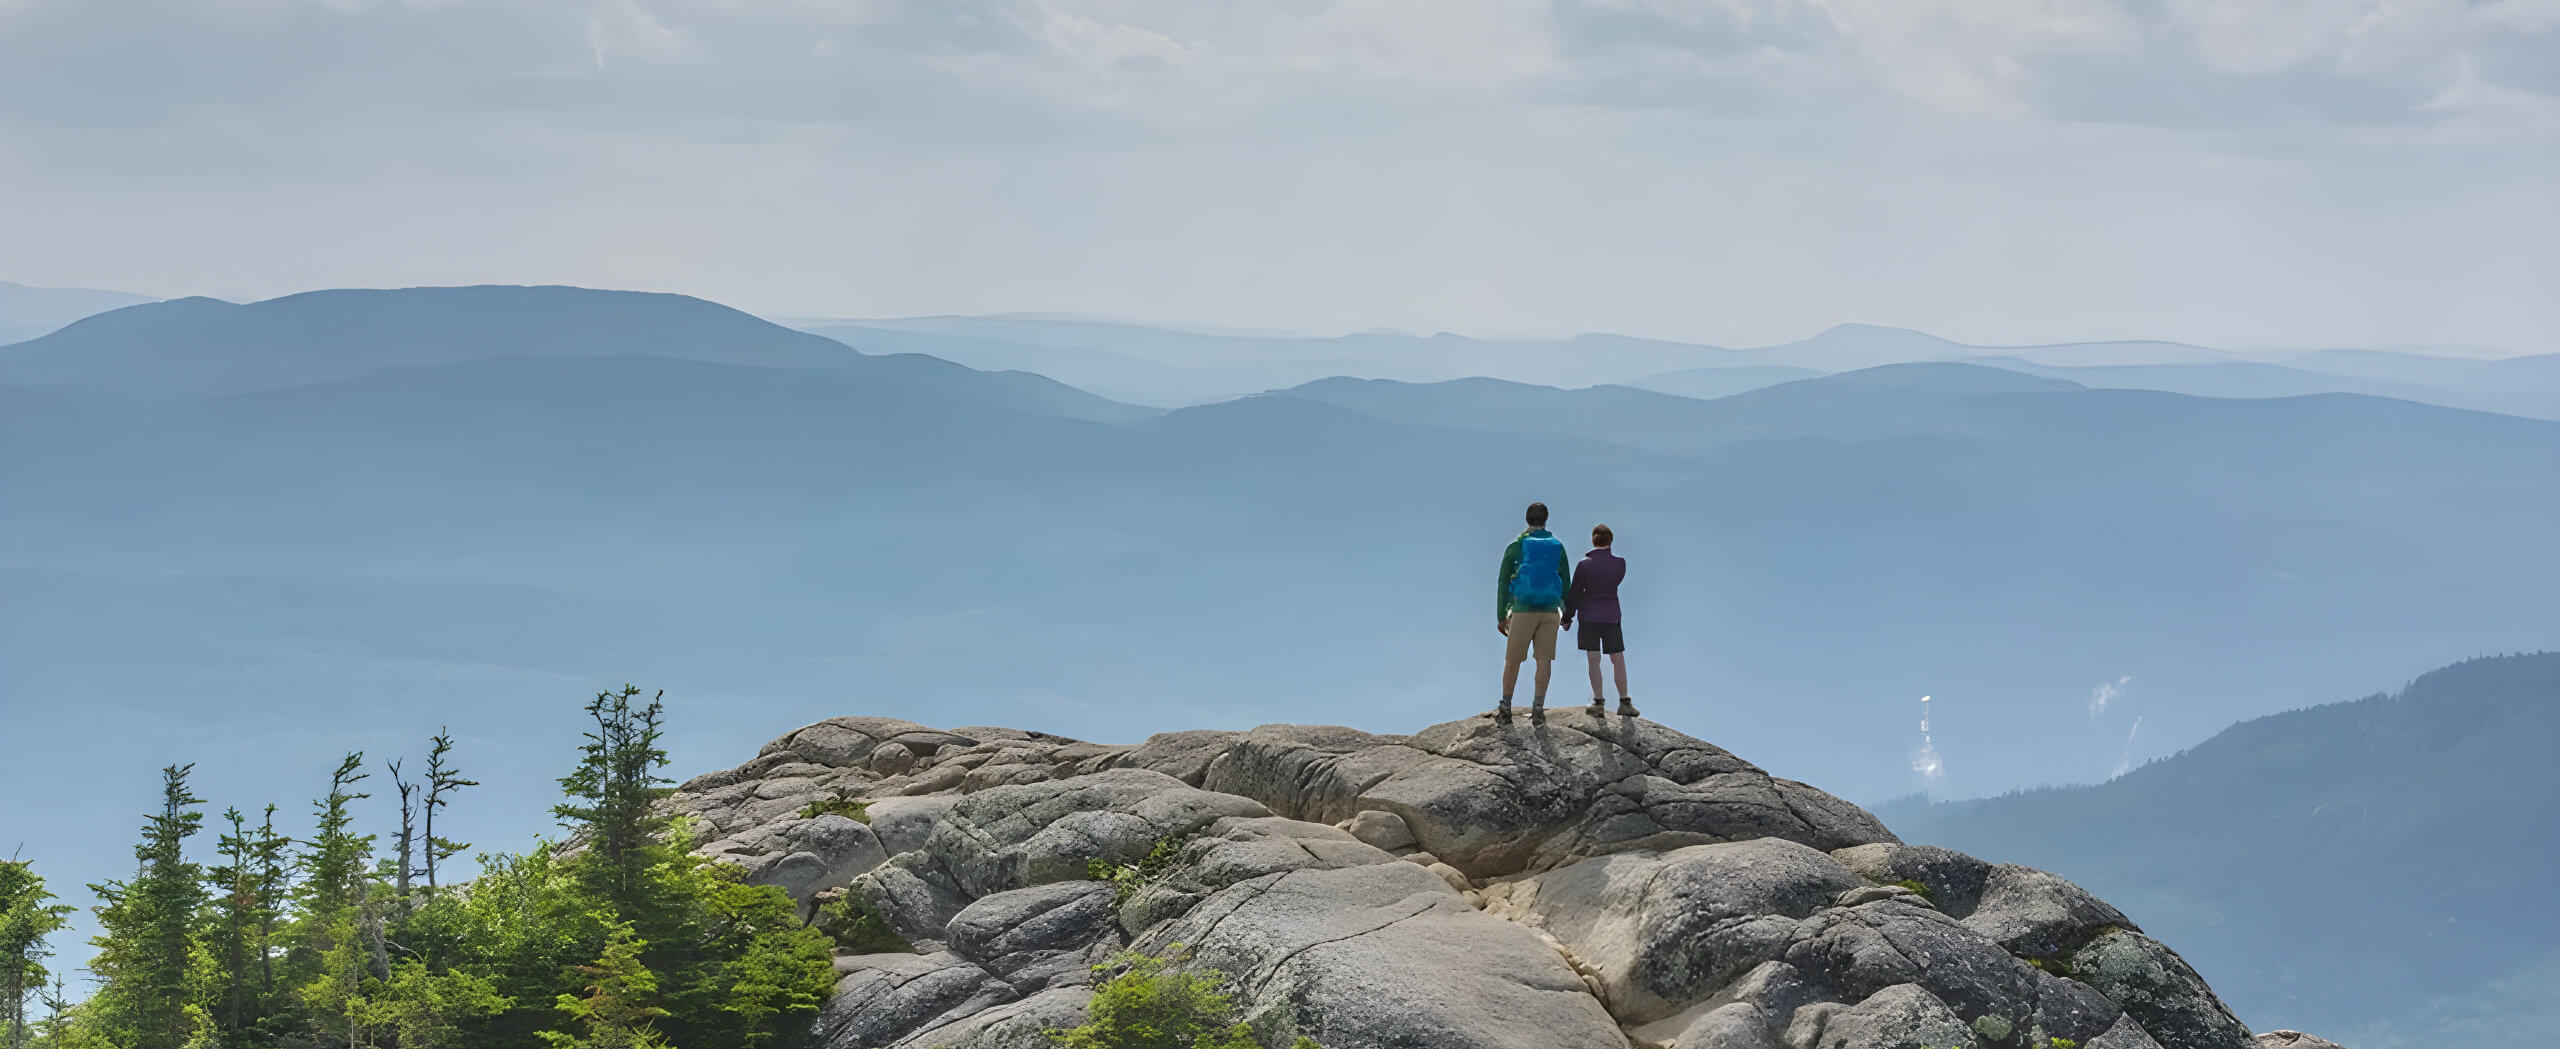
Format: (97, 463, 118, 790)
(420, 730, 475, 893)
(537, 926, 669, 1049)
(203, 803, 291, 1044)
(293, 754, 377, 1048)
(247, 807, 290, 1010)
(296, 754, 373, 938)
(0, 857, 74, 1049)
(83, 764, 209, 1049)
(37, 685, 834, 1049)
(552, 687, 672, 917)
(207, 808, 256, 1036)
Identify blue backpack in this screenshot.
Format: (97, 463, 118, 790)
(1509, 532, 1566, 608)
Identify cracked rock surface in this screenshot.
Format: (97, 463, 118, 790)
(674, 711, 2321, 1049)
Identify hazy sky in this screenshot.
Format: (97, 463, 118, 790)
(1, 0, 2554, 349)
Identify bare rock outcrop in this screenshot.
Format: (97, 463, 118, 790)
(673, 710, 2330, 1049)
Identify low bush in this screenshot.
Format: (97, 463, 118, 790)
(1049, 946, 1319, 1049)
(811, 888, 912, 955)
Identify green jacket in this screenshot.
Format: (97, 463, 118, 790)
(1498, 529, 1572, 619)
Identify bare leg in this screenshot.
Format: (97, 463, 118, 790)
(1586, 651, 1605, 701)
(1611, 652, 1630, 699)
(1502, 657, 1522, 701)
(1533, 658, 1552, 702)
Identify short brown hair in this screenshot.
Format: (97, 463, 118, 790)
(1525, 502, 1549, 527)
(1592, 524, 1613, 547)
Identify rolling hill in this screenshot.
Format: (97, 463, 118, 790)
(1877, 653, 2560, 1049)
(0, 279, 155, 344)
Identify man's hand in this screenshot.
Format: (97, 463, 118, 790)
(1497, 618, 1509, 637)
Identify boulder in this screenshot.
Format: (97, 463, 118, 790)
(2252, 1033, 2347, 1049)
(2065, 929, 2256, 1049)
(727, 815, 884, 903)
(1157, 862, 1627, 1049)
(872, 741, 918, 776)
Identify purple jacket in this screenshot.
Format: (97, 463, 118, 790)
(1565, 548, 1624, 625)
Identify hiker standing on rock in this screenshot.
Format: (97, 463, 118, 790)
(1564, 524, 1639, 718)
(1496, 501, 1571, 723)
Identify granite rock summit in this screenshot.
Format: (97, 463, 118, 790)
(671, 711, 2294, 1049)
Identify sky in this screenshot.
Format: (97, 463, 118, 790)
(0, 0, 2555, 351)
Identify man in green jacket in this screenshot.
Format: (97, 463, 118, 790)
(1496, 501, 1572, 723)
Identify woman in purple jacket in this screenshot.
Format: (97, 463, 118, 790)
(1563, 524, 1639, 717)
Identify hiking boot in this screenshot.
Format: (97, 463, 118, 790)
(1530, 701, 1547, 724)
(1586, 698, 1606, 715)
(1617, 698, 1641, 718)
(1494, 700, 1514, 723)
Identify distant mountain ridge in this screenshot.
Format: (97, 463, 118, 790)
(0, 284, 1152, 423)
(0, 278, 157, 344)
(1878, 653, 2560, 1049)
(802, 314, 2559, 420)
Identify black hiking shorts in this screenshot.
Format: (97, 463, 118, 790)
(1575, 620, 1624, 654)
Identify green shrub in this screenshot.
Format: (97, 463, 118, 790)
(812, 889, 912, 954)
(799, 797, 871, 822)
(1895, 879, 1933, 900)
(1049, 946, 1319, 1049)
(1087, 836, 1188, 907)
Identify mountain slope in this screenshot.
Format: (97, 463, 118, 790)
(1877, 653, 2560, 1048)
(0, 279, 156, 344)
(0, 285, 1153, 423)
(1973, 357, 2560, 422)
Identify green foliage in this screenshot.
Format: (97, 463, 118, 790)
(811, 890, 912, 955)
(206, 804, 292, 1038)
(1048, 947, 1317, 1049)
(45, 686, 835, 1049)
(797, 797, 871, 823)
(1894, 879, 1933, 900)
(81, 763, 209, 1049)
(355, 960, 510, 1049)
(538, 926, 670, 1049)
(554, 686, 673, 917)
(1087, 837, 1188, 908)
(1, 857, 75, 1049)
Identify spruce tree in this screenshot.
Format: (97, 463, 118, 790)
(204, 803, 290, 1042)
(84, 764, 209, 1049)
(537, 926, 669, 1049)
(553, 687, 672, 918)
(0, 857, 74, 1049)
(250, 805, 290, 1008)
(294, 754, 377, 1048)
(208, 808, 256, 1035)
(297, 754, 373, 931)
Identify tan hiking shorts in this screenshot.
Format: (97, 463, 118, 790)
(1504, 610, 1561, 663)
